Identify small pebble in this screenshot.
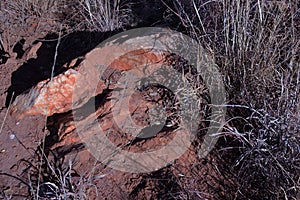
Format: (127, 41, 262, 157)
(9, 133, 15, 140)
(16, 122, 20, 125)
(95, 174, 106, 179)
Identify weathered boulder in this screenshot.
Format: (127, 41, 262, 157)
(11, 69, 79, 118)
(10, 38, 205, 173)
(10, 48, 165, 119)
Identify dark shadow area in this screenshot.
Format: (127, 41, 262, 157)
(52, 143, 85, 159)
(13, 38, 25, 59)
(5, 30, 120, 107)
(0, 38, 9, 65)
(0, 51, 9, 65)
(132, 0, 168, 27)
(44, 89, 112, 156)
(131, 0, 185, 31)
(5, 0, 188, 108)
(129, 168, 182, 199)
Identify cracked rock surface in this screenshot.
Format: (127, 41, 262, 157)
(0, 31, 225, 199)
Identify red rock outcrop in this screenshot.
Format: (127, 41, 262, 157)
(10, 44, 204, 173)
(10, 48, 165, 119)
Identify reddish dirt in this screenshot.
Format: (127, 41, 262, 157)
(0, 20, 235, 200)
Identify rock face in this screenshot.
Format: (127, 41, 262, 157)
(10, 39, 207, 173)
(11, 69, 79, 119)
(10, 48, 165, 119)
(5, 33, 219, 199)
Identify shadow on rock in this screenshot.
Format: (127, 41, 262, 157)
(5, 31, 118, 107)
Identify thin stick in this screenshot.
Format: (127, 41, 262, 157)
(36, 24, 62, 200)
(0, 91, 14, 135)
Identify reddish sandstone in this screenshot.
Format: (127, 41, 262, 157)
(10, 48, 166, 119)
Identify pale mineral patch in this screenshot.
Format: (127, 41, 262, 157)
(10, 69, 79, 119)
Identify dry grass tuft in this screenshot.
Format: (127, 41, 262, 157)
(170, 0, 300, 199)
(77, 0, 132, 32)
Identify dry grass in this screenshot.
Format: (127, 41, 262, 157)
(0, 0, 133, 53)
(77, 0, 132, 32)
(19, 150, 99, 200)
(0, 0, 61, 53)
(170, 0, 300, 199)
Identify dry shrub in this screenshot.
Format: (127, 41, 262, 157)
(0, 0, 133, 53)
(170, 0, 300, 199)
(0, 0, 62, 53)
(76, 0, 133, 32)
